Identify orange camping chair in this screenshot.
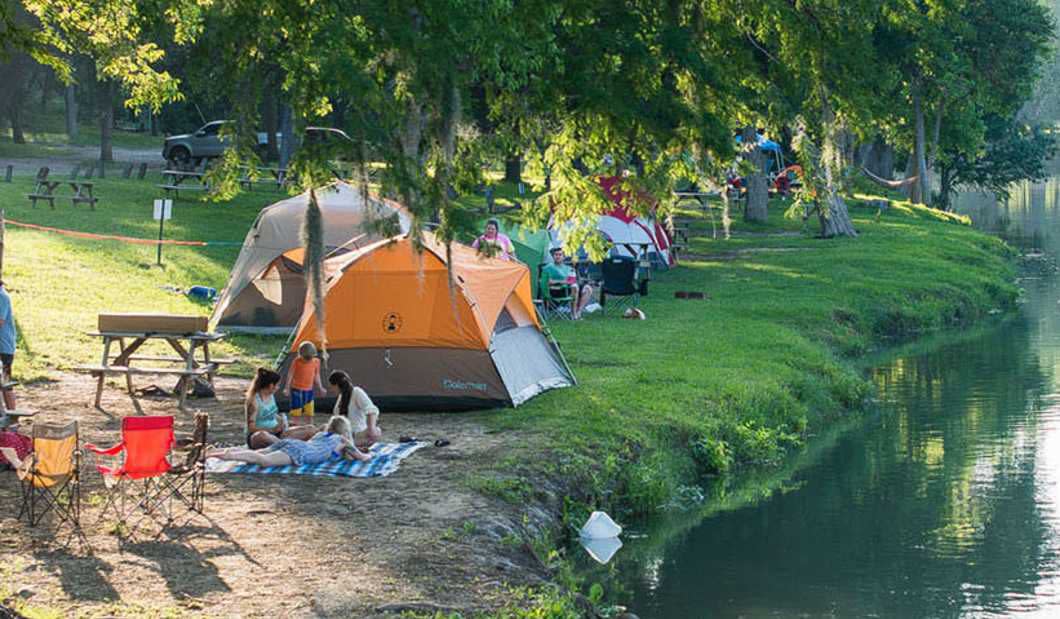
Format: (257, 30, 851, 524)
(11, 421, 82, 534)
(85, 415, 177, 536)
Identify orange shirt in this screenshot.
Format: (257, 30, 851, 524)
(290, 357, 320, 391)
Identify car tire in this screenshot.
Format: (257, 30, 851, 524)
(169, 146, 191, 166)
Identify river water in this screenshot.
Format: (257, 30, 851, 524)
(606, 178, 1060, 618)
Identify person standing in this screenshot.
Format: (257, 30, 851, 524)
(0, 281, 18, 411)
(471, 219, 515, 261)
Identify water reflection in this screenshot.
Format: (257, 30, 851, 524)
(611, 178, 1060, 617)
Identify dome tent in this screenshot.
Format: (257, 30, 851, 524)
(210, 182, 411, 333)
(282, 232, 575, 411)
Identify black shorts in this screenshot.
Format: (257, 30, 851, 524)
(0, 353, 14, 374)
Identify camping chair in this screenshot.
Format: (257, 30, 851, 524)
(85, 415, 177, 536)
(162, 412, 209, 514)
(535, 264, 576, 321)
(599, 255, 640, 314)
(11, 421, 82, 534)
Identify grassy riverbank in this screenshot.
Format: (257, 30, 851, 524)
(477, 197, 1016, 534)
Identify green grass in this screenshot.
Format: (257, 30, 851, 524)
(0, 95, 162, 160)
(480, 195, 1017, 525)
(0, 173, 291, 378)
(0, 168, 1017, 524)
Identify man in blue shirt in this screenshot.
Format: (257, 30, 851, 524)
(0, 281, 18, 410)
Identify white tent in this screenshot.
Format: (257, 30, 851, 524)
(210, 182, 411, 333)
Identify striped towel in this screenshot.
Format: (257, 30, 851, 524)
(205, 441, 427, 478)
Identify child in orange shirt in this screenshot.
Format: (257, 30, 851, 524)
(285, 341, 324, 422)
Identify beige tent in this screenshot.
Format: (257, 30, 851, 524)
(211, 182, 411, 333)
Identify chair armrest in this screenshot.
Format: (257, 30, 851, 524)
(84, 442, 123, 456)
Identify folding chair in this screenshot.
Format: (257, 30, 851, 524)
(85, 415, 177, 536)
(162, 412, 209, 514)
(11, 421, 82, 533)
(599, 255, 640, 314)
(535, 264, 576, 321)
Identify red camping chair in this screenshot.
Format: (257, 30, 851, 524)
(85, 416, 178, 536)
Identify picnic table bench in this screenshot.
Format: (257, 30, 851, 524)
(76, 328, 228, 412)
(27, 167, 60, 208)
(158, 170, 209, 199)
(0, 380, 32, 427)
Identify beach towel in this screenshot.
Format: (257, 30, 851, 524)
(205, 441, 427, 478)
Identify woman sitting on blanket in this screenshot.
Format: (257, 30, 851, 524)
(329, 370, 382, 449)
(245, 368, 316, 449)
(209, 415, 372, 466)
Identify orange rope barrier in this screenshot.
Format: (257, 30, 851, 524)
(7, 219, 212, 246)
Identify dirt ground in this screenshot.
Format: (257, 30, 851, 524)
(1, 373, 549, 618)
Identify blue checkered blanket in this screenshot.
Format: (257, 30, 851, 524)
(205, 441, 427, 478)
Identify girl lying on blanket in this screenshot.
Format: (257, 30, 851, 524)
(245, 368, 316, 449)
(328, 370, 383, 449)
(209, 415, 372, 467)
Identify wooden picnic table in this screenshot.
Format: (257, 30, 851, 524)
(68, 181, 98, 210)
(158, 170, 209, 199)
(27, 180, 60, 209)
(77, 330, 229, 412)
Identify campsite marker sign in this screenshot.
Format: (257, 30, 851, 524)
(153, 199, 173, 266)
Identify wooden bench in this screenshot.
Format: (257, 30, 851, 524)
(69, 181, 98, 210)
(76, 364, 217, 377)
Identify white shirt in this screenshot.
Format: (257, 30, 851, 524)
(333, 386, 380, 433)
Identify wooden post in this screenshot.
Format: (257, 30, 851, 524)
(122, 163, 133, 178)
(137, 162, 148, 180)
(97, 159, 105, 179)
(3, 165, 11, 183)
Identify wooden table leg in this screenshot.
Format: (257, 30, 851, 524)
(202, 341, 214, 386)
(176, 338, 196, 411)
(95, 337, 113, 409)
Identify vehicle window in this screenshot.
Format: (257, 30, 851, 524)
(202, 123, 222, 136)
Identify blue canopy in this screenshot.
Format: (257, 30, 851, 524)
(735, 134, 782, 152)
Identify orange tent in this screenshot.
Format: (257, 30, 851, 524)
(283, 232, 575, 410)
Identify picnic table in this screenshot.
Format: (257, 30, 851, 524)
(158, 170, 209, 199)
(77, 330, 231, 412)
(26, 167, 60, 208)
(68, 181, 98, 210)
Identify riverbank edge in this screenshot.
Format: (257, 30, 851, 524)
(465, 202, 1020, 617)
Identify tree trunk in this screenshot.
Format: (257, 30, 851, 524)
(64, 84, 79, 140)
(150, 112, 158, 136)
(938, 166, 954, 212)
(9, 107, 25, 144)
(504, 154, 522, 184)
(820, 99, 857, 237)
(263, 87, 279, 162)
(877, 141, 895, 180)
(742, 126, 769, 223)
(278, 104, 294, 169)
(903, 151, 920, 203)
(99, 81, 114, 162)
(912, 86, 930, 204)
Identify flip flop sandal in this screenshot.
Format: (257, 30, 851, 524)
(399, 436, 417, 443)
(434, 439, 451, 448)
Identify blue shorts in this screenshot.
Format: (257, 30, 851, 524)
(290, 389, 315, 417)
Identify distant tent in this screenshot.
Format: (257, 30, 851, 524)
(282, 232, 575, 410)
(496, 221, 553, 297)
(552, 176, 674, 269)
(211, 182, 411, 333)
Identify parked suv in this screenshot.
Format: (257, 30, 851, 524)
(162, 120, 233, 165)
